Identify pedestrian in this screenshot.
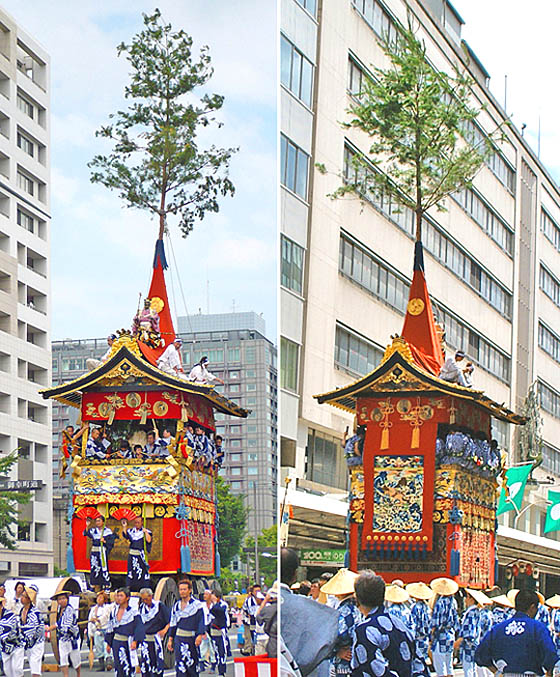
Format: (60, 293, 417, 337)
(0, 595, 23, 677)
(12, 584, 25, 614)
(489, 594, 514, 627)
(167, 579, 206, 677)
(207, 589, 230, 674)
(320, 568, 361, 676)
(405, 582, 433, 665)
(256, 584, 278, 659)
(475, 589, 558, 675)
(200, 590, 215, 670)
(309, 579, 322, 602)
(87, 590, 113, 672)
(19, 586, 43, 677)
(241, 584, 261, 655)
(138, 587, 170, 677)
(350, 570, 428, 677)
(474, 591, 494, 677)
(454, 590, 481, 677)
(385, 584, 411, 626)
(48, 590, 81, 677)
(547, 594, 560, 660)
(429, 577, 459, 677)
(105, 587, 145, 677)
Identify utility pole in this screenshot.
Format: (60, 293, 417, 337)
(253, 482, 259, 582)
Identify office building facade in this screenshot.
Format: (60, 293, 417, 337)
(280, 0, 560, 588)
(0, 8, 52, 577)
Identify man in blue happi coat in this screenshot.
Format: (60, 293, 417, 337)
(138, 587, 170, 677)
(454, 590, 480, 677)
(475, 589, 558, 676)
(208, 589, 230, 675)
(167, 579, 206, 677)
(85, 427, 106, 460)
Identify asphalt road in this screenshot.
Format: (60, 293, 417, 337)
(32, 627, 240, 676)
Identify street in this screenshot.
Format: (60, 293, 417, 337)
(36, 627, 240, 676)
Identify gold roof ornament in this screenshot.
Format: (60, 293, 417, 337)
(314, 336, 525, 425)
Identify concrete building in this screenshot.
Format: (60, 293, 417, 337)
(280, 0, 560, 590)
(0, 8, 52, 577)
(51, 311, 277, 568)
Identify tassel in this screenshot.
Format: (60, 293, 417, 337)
(411, 426, 420, 449)
(380, 428, 389, 449)
(344, 550, 350, 567)
(215, 549, 221, 577)
(108, 407, 116, 425)
(494, 556, 499, 583)
(450, 549, 460, 576)
(66, 542, 76, 574)
(180, 543, 191, 573)
(181, 406, 188, 423)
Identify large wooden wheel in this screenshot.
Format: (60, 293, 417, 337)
(154, 576, 178, 668)
(48, 577, 84, 666)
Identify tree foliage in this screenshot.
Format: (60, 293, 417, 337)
(216, 476, 248, 568)
(328, 15, 504, 240)
(245, 525, 278, 587)
(89, 9, 237, 238)
(0, 453, 30, 550)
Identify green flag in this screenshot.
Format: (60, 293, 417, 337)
(496, 463, 533, 516)
(544, 490, 560, 533)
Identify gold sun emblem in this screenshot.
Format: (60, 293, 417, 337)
(150, 297, 165, 313)
(407, 298, 425, 316)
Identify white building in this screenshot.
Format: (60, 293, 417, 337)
(0, 8, 52, 577)
(280, 0, 560, 590)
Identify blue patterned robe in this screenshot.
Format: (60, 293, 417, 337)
(491, 606, 511, 627)
(458, 605, 479, 665)
(350, 606, 428, 677)
(552, 608, 560, 656)
(408, 601, 431, 661)
(430, 596, 459, 654)
(138, 600, 170, 677)
(123, 527, 152, 592)
(105, 606, 146, 677)
(386, 603, 410, 627)
(84, 526, 116, 589)
(20, 605, 43, 650)
(169, 598, 206, 677)
(332, 597, 361, 675)
(477, 606, 492, 644)
(208, 600, 230, 676)
(536, 603, 551, 630)
(57, 605, 80, 649)
(0, 608, 23, 655)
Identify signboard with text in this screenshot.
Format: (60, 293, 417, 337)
(300, 549, 346, 568)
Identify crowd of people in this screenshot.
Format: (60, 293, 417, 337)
(280, 548, 560, 677)
(239, 584, 277, 658)
(61, 421, 224, 470)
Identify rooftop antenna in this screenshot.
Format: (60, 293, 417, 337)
(521, 123, 527, 137)
(206, 266, 210, 315)
(504, 74, 507, 113)
(232, 299, 236, 313)
(538, 115, 541, 159)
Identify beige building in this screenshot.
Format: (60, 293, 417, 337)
(280, 0, 560, 588)
(0, 8, 52, 576)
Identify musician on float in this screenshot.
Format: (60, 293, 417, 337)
(138, 587, 170, 677)
(85, 427, 106, 461)
(167, 579, 206, 677)
(121, 516, 152, 592)
(105, 587, 145, 677)
(84, 515, 116, 590)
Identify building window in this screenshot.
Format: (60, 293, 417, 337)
(281, 134, 309, 200)
(281, 235, 304, 294)
(229, 384, 240, 393)
(246, 369, 256, 378)
(230, 481, 242, 490)
(248, 453, 258, 461)
(17, 131, 34, 157)
(247, 397, 257, 406)
(539, 322, 560, 363)
(228, 347, 240, 362)
(17, 208, 34, 233)
(247, 425, 257, 433)
(539, 380, 560, 419)
(461, 118, 516, 193)
(351, 0, 399, 45)
(230, 439, 242, 448)
(348, 56, 369, 99)
(229, 370, 240, 379)
(541, 208, 560, 252)
(335, 323, 383, 376)
(248, 438, 257, 447)
(342, 148, 513, 318)
(540, 264, 560, 306)
(453, 187, 514, 256)
(17, 523, 30, 541)
(61, 358, 85, 371)
(247, 383, 256, 391)
(17, 171, 34, 196)
(280, 337, 299, 392)
(17, 94, 35, 119)
(230, 467, 242, 476)
(542, 443, 560, 476)
(307, 428, 346, 489)
(280, 35, 314, 107)
(229, 453, 241, 462)
(248, 467, 258, 475)
(245, 347, 256, 364)
(294, 0, 317, 16)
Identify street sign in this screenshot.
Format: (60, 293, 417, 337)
(0, 480, 43, 492)
(300, 549, 346, 568)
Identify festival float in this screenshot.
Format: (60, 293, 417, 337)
(41, 239, 248, 601)
(315, 242, 526, 588)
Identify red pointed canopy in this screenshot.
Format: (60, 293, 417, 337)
(138, 239, 176, 365)
(401, 241, 444, 376)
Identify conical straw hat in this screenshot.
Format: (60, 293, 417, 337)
(24, 587, 37, 604)
(406, 582, 433, 601)
(466, 589, 492, 606)
(537, 591, 545, 605)
(506, 589, 519, 603)
(546, 594, 560, 608)
(385, 585, 409, 604)
(430, 577, 458, 596)
(320, 568, 359, 596)
(491, 594, 514, 609)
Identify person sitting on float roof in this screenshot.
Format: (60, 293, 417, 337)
(156, 338, 185, 378)
(188, 356, 224, 385)
(439, 350, 468, 387)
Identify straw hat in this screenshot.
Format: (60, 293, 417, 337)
(406, 582, 433, 601)
(290, 582, 301, 591)
(385, 585, 409, 604)
(507, 588, 544, 605)
(491, 594, 514, 609)
(430, 578, 458, 596)
(24, 587, 37, 604)
(466, 589, 492, 606)
(50, 589, 73, 601)
(320, 568, 359, 596)
(546, 594, 560, 608)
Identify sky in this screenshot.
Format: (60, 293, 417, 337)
(4, 1, 277, 341)
(456, 1, 560, 183)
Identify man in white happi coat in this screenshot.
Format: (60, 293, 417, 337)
(86, 335, 117, 371)
(439, 350, 469, 387)
(188, 357, 224, 385)
(157, 338, 185, 377)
